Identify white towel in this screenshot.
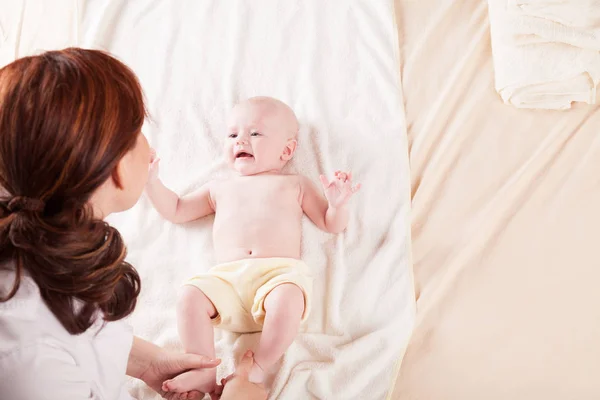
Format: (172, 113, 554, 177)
(0, 0, 80, 68)
(488, 0, 600, 109)
(506, 0, 600, 50)
(509, 0, 600, 29)
(76, 1, 414, 399)
(1, 1, 414, 399)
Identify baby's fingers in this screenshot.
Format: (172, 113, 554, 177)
(335, 172, 348, 182)
(319, 174, 331, 188)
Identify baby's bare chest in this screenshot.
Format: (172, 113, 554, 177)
(214, 176, 302, 215)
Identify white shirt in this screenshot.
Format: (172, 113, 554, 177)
(0, 270, 135, 400)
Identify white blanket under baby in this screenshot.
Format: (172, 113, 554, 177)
(0, 1, 415, 399)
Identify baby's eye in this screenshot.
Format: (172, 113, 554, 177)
(229, 133, 238, 138)
(250, 132, 260, 137)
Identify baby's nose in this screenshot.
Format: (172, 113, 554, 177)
(236, 138, 247, 145)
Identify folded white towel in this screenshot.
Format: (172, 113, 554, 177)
(506, 0, 600, 50)
(488, 0, 600, 109)
(509, 0, 600, 29)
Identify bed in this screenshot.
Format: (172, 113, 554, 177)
(2, 0, 600, 399)
(390, 1, 600, 399)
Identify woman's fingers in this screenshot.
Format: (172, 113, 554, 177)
(235, 350, 255, 378)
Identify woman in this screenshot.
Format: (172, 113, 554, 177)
(0, 48, 267, 400)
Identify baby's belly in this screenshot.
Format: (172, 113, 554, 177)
(213, 222, 302, 263)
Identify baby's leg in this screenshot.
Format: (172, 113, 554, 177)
(250, 283, 305, 383)
(162, 285, 218, 395)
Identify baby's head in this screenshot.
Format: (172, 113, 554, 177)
(225, 96, 299, 176)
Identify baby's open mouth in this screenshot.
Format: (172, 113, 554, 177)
(235, 152, 254, 159)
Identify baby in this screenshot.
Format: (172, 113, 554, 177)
(146, 96, 360, 397)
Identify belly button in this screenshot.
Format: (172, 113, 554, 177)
(248, 250, 253, 255)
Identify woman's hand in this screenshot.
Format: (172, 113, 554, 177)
(127, 337, 220, 400)
(215, 350, 268, 400)
(141, 351, 220, 400)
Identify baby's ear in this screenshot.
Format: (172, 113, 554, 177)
(281, 139, 298, 161)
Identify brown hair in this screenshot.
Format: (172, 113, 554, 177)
(0, 48, 145, 334)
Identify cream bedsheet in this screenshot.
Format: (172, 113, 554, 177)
(391, 1, 600, 399)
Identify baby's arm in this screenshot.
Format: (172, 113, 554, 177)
(145, 150, 215, 224)
(300, 172, 360, 234)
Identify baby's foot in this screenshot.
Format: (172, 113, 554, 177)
(162, 368, 217, 396)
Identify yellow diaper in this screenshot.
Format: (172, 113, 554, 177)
(183, 257, 312, 333)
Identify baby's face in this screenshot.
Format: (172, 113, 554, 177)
(224, 100, 297, 176)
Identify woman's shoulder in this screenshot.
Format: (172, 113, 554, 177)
(0, 268, 133, 398)
(0, 270, 86, 396)
(0, 269, 46, 319)
(0, 339, 94, 399)
(0, 269, 71, 353)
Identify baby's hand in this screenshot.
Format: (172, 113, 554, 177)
(148, 148, 160, 182)
(319, 171, 361, 208)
